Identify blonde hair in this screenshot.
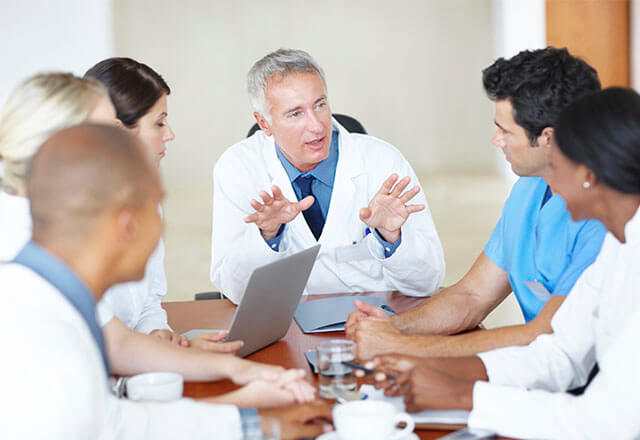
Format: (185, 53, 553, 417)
(0, 73, 108, 194)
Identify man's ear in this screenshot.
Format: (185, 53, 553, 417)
(254, 112, 273, 137)
(114, 119, 126, 130)
(113, 209, 137, 246)
(538, 126, 554, 150)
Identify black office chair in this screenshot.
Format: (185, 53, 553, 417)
(246, 113, 367, 138)
(194, 291, 224, 300)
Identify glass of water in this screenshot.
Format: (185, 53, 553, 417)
(316, 339, 357, 399)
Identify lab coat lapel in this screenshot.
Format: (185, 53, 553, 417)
(263, 135, 317, 244)
(321, 120, 363, 241)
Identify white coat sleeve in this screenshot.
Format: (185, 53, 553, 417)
(105, 394, 242, 440)
(363, 149, 445, 296)
(134, 239, 171, 334)
(210, 154, 291, 304)
(476, 263, 599, 392)
(469, 306, 640, 439)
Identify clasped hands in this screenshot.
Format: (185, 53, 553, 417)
(244, 174, 425, 242)
(345, 302, 474, 412)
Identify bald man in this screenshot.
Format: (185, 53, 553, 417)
(1, 125, 330, 440)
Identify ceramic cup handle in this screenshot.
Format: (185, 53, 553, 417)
(389, 412, 415, 439)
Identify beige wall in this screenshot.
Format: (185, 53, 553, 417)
(113, 0, 496, 183)
(112, 0, 499, 299)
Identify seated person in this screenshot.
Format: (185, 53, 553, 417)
(211, 48, 445, 303)
(368, 87, 640, 440)
(0, 73, 311, 409)
(346, 47, 607, 358)
(84, 57, 218, 348)
(1, 124, 330, 439)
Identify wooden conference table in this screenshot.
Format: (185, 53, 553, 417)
(164, 292, 505, 440)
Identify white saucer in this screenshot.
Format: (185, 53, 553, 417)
(316, 430, 419, 440)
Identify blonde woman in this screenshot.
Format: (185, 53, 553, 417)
(0, 72, 315, 409)
(0, 73, 117, 260)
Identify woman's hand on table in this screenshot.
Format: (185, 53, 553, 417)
(230, 360, 301, 385)
(188, 331, 244, 354)
(149, 329, 189, 347)
(205, 378, 316, 408)
(356, 354, 425, 396)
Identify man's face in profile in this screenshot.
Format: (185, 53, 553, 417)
(263, 71, 333, 172)
(491, 99, 548, 177)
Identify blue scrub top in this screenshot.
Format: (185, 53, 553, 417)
(484, 177, 607, 322)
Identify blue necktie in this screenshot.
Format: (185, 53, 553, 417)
(296, 175, 325, 240)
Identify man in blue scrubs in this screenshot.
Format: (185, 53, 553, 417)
(346, 47, 607, 359)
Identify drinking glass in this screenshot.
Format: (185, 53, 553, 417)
(316, 339, 357, 399)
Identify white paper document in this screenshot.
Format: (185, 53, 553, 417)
(360, 384, 469, 425)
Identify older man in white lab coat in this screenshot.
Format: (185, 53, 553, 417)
(211, 49, 444, 303)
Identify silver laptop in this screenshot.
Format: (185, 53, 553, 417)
(221, 244, 320, 357)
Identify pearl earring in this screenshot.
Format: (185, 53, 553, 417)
(583, 181, 591, 189)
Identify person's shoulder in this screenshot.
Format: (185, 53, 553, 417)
(346, 131, 401, 153)
(0, 264, 68, 309)
(215, 131, 270, 174)
(511, 176, 547, 192)
(343, 131, 408, 166)
(503, 176, 547, 202)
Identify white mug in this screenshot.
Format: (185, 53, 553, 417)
(333, 400, 415, 440)
(126, 372, 183, 402)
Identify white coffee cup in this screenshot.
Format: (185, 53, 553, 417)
(126, 372, 183, 402)
(333, 400, 415, 440)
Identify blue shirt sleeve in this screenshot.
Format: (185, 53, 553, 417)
(484, 216, 507, 271)
(372, 228, 402, 258)
(264, 225, 285, 251)
(550, 219, 607, 296)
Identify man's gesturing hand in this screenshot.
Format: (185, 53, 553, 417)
(360, 174, 424, 243)
(244, 185, 314, 240)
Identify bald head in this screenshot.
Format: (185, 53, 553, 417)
(27, 124, 162, 245)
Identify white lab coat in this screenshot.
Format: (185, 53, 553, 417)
(0, 263, 241, 440)
(211, 119, 445, 304)
(0, 191, 170, 333)
(468, 206, 640, 439)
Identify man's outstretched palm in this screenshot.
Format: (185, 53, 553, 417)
(360, 174, 425, 243)
(244, 185, 314, 240)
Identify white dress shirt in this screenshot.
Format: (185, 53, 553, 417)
(468, 206, 640, 439)
(0, 191, 169, 333)
(211, 119, 445, 303)
(0, 263, 241, 439)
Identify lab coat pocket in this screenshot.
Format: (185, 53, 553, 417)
(335, 241, 383, 290)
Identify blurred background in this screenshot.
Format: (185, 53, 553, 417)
(1, 0, 636, 328)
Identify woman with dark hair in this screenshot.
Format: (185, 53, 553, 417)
(86, 57, 174, 166)
(85, 58, 229, 351)
(368, 87, 640, 439)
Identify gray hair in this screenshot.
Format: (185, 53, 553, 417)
(246, 49, 327, 123)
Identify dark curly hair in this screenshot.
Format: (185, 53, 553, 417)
(84, 57, 170, 128)
(556, 87, 640, 194)
(483, 47, 601, 145)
